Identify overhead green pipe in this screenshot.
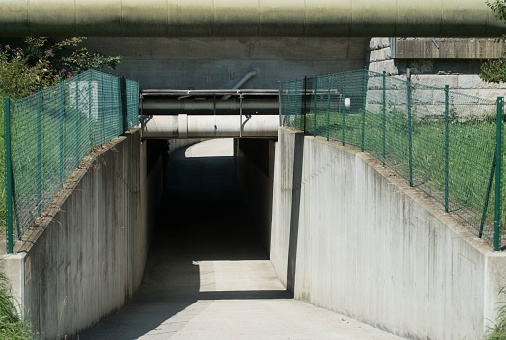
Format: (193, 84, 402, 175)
(0, 0, 503, 37)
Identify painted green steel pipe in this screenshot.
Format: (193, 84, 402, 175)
(361, 67, 367, 152)
(100, 71, 105, 143)
(494, 97, 503, 251)
(4, 98, 13, 254)
(342, 69, 346, 146)
(313, 75, 317, 137)
(444, 85, 450, 213)
(327, 72, 330, 142)
(292, 81, 296, 127)
(59, 79, 64, 185)
(407, 74, 413, 187)
(382, 70, 386, 166)
(75, 72, 80, 169)
(0, 0, 503, 37)
(88, 71, 93, 149)
(303, 76, 307, 134)
(37, 86, 42, 216)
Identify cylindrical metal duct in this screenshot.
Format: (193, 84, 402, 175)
(0, 0, 503, 37)
(142, 114, 278, 139)
(142, 115, 180, 138)
(142, 98, 278, 111)
(222, 71, 258, 100)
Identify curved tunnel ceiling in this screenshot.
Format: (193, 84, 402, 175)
(0, 0, 504, 37)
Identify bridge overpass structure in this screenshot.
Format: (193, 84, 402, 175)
(1, 1, 506, 339)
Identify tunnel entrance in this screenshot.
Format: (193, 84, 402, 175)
(82, 138, 290, 338)
(82, 138, 406, 339)
(142, 138, 287, 299)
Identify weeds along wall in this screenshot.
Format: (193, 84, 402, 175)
(280, 69, 503, 250)
(3, 69, 139, 252)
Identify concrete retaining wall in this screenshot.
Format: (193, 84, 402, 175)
(270, 127, 506, 340)
(0, 129, 162, 339)
(367, 37, 506, 102)
(236, 138, 276, 253)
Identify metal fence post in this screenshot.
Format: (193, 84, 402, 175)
(4, 98, 13, 253)
(327, 72, 330, 141)
(294, 78, 298, 128)
(88, 71, 93, 149)
(75, 71, 80, 168)
(444, 85, 450, 213)
(407, 73, 413, 187)
(361, 67, 368, 152)
(109, 72, 113, 139)
(382, 70, 386, 166)
(313, 75, 318, 137)
(100, 71, 105, 143)
(480, 150, 497, 239)
(494, 97, 503, 251)
(119, 76, 128, 133)
(303, 76, 307, 134)
(278, 81, 282, 127)
(342, 69, 346, 146)
(37, 86, 42, 215)
(59, 79, 64, 184)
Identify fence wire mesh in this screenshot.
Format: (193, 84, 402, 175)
(280, 69, 502, 249)
(6, 69, 139, 240)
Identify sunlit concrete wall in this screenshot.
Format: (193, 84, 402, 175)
(0, 129, 163, 339)
(84, 37, 367, 90)
(270, 126, 506, 340)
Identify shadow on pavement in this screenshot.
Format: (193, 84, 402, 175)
(81, 141, 288, 339)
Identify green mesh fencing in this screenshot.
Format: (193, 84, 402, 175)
(281, 69, 503, 250)
(4, 69, 139, 243)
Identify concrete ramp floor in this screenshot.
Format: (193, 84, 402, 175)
(82, 139, 405, 340)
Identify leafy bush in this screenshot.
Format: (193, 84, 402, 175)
(481, 59, 506, 84)
(0, 37, 120, 99)
(480, 0, 506, 83)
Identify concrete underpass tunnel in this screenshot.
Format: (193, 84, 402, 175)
(81, 137, 293, 338)
(142, 137, 288, 303)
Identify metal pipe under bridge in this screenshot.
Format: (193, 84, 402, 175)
(140, 89, 279, 139)
(0, 0, 503, 37)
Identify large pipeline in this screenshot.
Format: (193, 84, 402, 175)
(142, 114, 279, 139)
(0, 0, 503, 37)
(142, 98, 278, 111)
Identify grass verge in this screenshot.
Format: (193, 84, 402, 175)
(0, 271, 36, 340)
(485, 288, 506, 340)
(287, 108, 503, 241)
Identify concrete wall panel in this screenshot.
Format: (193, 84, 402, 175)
(0, 129, 162, 339)
(84, 37, 367, 90)
(236, 138, 277, 254)
(271, 127, 506, 340)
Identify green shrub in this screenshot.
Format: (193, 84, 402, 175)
(480, 0, 506, 83)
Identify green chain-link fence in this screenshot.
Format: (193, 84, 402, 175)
(3, 69, 139, 252)
(280, 69, 504, 251)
